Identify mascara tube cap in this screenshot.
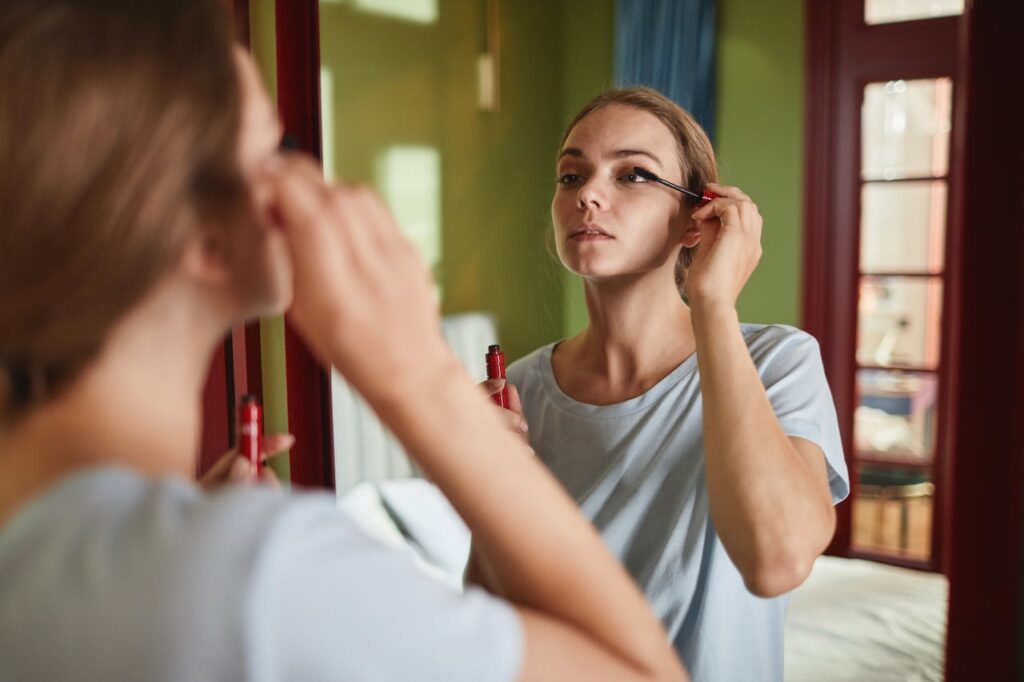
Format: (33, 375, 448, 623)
(485, 345, 510, 409)
(237, 394, 262, 482)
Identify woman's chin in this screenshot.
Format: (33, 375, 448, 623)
(559, 253, 618, 279)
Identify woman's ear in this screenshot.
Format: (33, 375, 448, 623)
(181, 230, 230, 288)
(680, 222, 702, 249)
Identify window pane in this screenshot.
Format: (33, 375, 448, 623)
(856, 369, 938, 463)
(865, 0, 963, 24)
(861, 181, 946, 273)
(376, 145, 443, 279)
(858, 276, 943, 368)
(852, 463, 933, 561)
(862, 78, 952, 180)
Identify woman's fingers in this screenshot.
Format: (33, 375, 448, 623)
(272, 160, 353, 303)
(501, 408, 529, 436)
(479, 380, 528, 431)
(266, 149, 451, 409)
(227, 456, 252, 483)
(270, 155, 404, 276)
(692, 197, 740, 225)
(200, 448, 242, 487)
(684, 184, 764, 308)
(480, 378, 506, 399)
(199, 432, 294, 489)
(507, 383, 524, 417)
(260, 433, 295, 460)
(477, 379, 530, 442)
(258, 465, 281, 487)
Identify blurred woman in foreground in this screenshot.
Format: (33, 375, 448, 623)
(0, 2, 686, 680)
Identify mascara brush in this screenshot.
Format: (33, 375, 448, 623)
(632, 167, 717, 207)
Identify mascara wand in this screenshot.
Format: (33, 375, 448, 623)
(632, 167, 717, 207)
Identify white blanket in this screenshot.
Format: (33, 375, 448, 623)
(784, 555, 948, 681)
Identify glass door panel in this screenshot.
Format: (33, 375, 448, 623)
(860, 181, 946, 274)
(852, 76, 952, 564)
(855, 369, 938, 464)
(861, 78, 952, 180)
(864, 0, 963, 25)
(857, 276, 943, 369)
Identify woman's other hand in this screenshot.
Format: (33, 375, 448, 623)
(199, 433, 293, 489)
(479, 380, 531, 447)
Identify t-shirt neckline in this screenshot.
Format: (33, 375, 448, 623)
(538, 342, 698, 419)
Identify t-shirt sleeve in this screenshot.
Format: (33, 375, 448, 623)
(757, 330, 850, 504)
(248, 499, 523, 682)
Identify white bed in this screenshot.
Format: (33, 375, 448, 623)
(337, 480, 948, 681)
(784, 554, 947, 681)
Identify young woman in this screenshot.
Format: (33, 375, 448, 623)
(490, 88, 850, 681)
(0, 3, 688, 680)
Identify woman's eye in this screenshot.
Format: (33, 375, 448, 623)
(621, 172, 647, 184)
(558, 173, 582, 186)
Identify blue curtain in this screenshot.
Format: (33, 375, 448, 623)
(614, 0, 717, 141)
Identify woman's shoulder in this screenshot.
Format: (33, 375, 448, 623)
(740, 323, 819, 350)
(0, 466, 355, 582)
(739, 323, 822, 368)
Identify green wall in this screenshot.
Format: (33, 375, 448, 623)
(318, 0, 570, 361)
(716, 0, 805, 327)
(251, 0, 291, 480)
(560, 0, 614, 339)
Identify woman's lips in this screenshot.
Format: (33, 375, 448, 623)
(569, 224, 614, 241)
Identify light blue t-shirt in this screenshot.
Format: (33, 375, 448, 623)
(507, 324, 849, 682)
(0, 467, 522, 682)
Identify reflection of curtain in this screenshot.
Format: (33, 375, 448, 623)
(614, 0, 717, 141)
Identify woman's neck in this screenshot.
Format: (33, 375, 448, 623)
(0, 279, 223, 523)
(553, 272, 696, 404)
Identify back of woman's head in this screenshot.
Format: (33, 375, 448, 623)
(0, 0, 243, 420)
(561, 87, 717, 289)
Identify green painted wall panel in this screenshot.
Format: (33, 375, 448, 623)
(560, 0, 614, 340)
(716, 0, 805, 327)
(250, 0, 291, 480)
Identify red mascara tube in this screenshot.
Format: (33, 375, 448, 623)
(485, 344, 510, 409)
(237, 394, 262, 482)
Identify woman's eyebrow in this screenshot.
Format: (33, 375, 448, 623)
(556, 147, 663, 167)
(612, 149, 662, 166)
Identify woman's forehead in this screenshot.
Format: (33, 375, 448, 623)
(562, 104, 676, 159)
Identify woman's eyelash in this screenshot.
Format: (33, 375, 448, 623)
(555, 170, 652, 186)
(621, 166, 655, 183)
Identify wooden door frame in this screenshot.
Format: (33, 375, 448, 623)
(804, 0, 1024, 678)
(201, 0, 335, 484)
(198, 0, 265, 475)
(273, 0, 335, 489)
(942, 2, 1024, 678)
(803, 0, 958, 572)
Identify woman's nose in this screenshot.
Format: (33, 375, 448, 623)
(576, 179, 608, 212)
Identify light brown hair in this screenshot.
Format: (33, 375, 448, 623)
(0, 0, 243, 420)
(560, 87, 718, 290)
